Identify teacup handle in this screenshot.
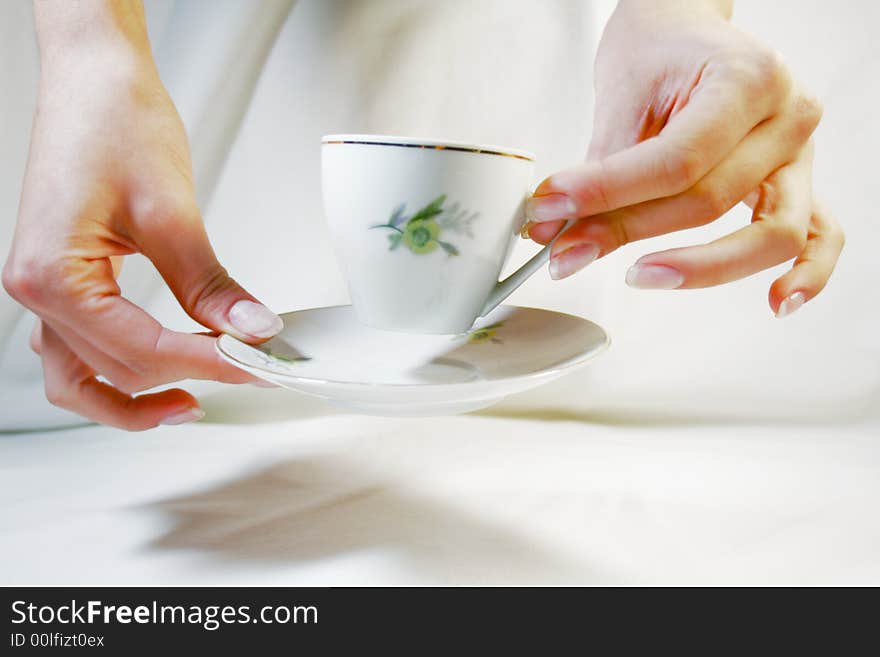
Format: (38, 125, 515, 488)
(478, 219, 576, 318)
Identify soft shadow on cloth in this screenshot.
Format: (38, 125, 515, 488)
(197, 384, 879, 428)
(476, 404, 879, 428)
(144, 455, 609, 585)
(6, 378, 873, 433)
(198, 386, 341, 423)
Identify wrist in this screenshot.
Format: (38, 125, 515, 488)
(615, 0, 733, 23)
(34, 0, 155, 74)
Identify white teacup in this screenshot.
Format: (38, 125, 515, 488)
(322, 134, 558, 334)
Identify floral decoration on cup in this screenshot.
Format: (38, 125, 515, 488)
(370, 195, 479, 256)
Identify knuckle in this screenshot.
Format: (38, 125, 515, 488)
(44, 380, 70, 409)
(791, 92, 824, 138)
(604, 214, 630, 251)
(127, 329, 175, 381)
(566, 214, 622, 253)
(2, 257, 49, 306)
(95, 337, 157, 380)
(768, 222, 808, 257)
(829, 222, 846, 250)
(3, 256, 106, 309)
(662, 144, 704, 191)
(692, 182, 733, 219)
(719, 47, 790, 102)
(108, 371, 149, 396)
(119, 355, 156, 380)
(577, 160, 613, 212)
(750, 48, 790, 96)
(132, 194, 200, 230)
(1, 262, 26, 302)
(185, 263, 235, 316)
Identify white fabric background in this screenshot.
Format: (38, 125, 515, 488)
(0, 0, 878, 584)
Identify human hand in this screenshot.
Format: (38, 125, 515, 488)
(2, 2, 280, 430)
(525, 0, 843, 316)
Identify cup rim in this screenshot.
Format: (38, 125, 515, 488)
(322, 133, 535, 162)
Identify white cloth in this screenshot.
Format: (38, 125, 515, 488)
(1, 0, 878, 584)
(0, 0, 600, 428)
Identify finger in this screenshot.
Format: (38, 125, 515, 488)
(39, 324, 204, 431)
(546, 118, 815, 279)
(132, 199, 281, 342)
(770, 200, 844, 317)
(626, 145, 813, 289)
(44, 318, 149, 392)
(525, 220, 565, 245)
(527, 57, 796, 222)
(47, 316, 258, 393)
(26, 257, 258, 386)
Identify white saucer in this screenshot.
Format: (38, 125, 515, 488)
(216, 305, 609, 416)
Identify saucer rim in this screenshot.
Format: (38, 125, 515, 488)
(216, 304, 610, 391)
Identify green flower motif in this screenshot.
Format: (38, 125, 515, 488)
(370, 195, 477, 257)
(403, 219, 440, 254)
(256, 344, 311, 367)
(464, 321, 504, 344)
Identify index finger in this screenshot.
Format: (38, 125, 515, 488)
(533, 60, 787, 217)
(39, 323, 204, 431)
(39, 258, 254, 385)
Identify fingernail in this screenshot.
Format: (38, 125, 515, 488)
(776, 291, 806, 318)
(625, 264, 684, 289)
(520, 221, 535, 239)
(160, 407, 205, 426)
(228, 300, 283, 339)
(549, 243, 600, 280)
(526, 194, 577, 223)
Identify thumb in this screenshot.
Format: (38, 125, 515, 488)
(136, 204, 282, 343)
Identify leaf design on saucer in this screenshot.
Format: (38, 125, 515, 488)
(463, 321, 505, 345)
(370, 195, 478, 257)
(254, 344, 311, 370)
